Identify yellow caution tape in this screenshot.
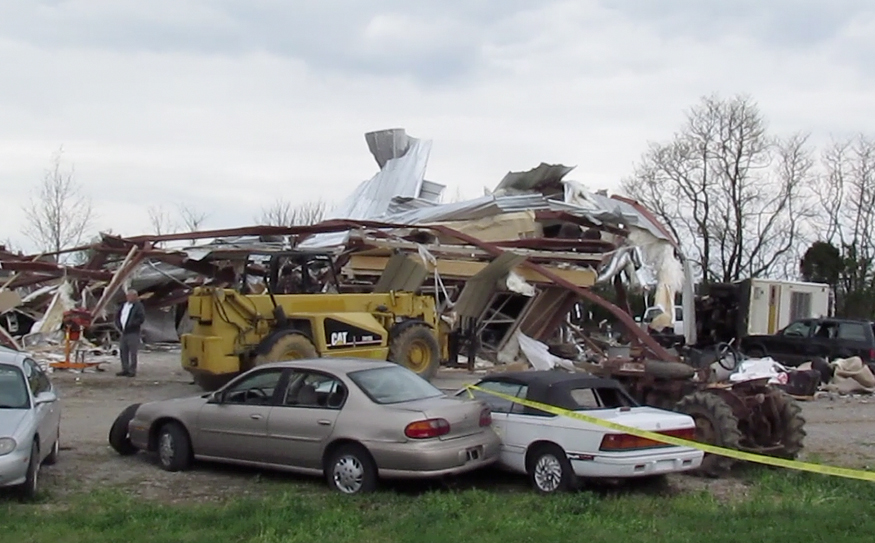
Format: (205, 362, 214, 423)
(466, 384, 875, 483)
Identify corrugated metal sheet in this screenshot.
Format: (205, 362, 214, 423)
(493, 163, 575, 195)
(385, 194, 550, 225)
(301, 129, 446, 249)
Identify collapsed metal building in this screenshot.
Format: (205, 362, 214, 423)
(0, 128, 693, 370)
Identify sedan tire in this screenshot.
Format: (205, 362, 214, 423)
(528, 444, 575, 494)
(17, 442, 40, 502)
(44, 430, 60, 465)
(157, 422, 192, 472)
(325, 444, 377, 494)
(109, 403, 141, 456)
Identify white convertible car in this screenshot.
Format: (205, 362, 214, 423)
(460, 371, 704, 493)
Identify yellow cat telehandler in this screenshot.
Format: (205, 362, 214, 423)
(181, 252, 447, 390)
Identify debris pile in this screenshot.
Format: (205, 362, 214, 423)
(0, 128, 690, 371)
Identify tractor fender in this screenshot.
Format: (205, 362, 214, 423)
(253, 327, 315, 356)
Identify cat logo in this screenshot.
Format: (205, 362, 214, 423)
(330, 331, 348, 346)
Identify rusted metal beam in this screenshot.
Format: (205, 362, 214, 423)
(0, 261, 113, 281)
(90, 247, 143, 319)
(610, 195, 679, 249)
(495, 238, 616, 252)
(360, 220, 676, 362)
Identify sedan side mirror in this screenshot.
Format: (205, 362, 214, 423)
(208, 390, 224, 404)
(35, 391, 58, 405)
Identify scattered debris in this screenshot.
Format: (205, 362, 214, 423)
(1, 128, 686, 375)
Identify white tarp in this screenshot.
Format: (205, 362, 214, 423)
(516, 332, 576, 372)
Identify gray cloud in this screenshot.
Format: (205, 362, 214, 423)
(1, 1, 875, 250)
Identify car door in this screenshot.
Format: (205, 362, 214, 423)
(836, 321, 871, 360)
(808, 320, 839, 361)
(195, 368, 285, 463)
(22, 359, 57, 456)
(766, 320, 815, 364)
(265, 370, 346, 469)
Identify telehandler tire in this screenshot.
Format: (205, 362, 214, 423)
(388, 324, 440, 381)
(254, 331, 319, 366)
(675, 391, 742, 477)
(192, 373, 234, 392)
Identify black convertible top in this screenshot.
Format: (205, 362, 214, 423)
(477, 370, 637, 413)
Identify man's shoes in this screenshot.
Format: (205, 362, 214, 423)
(116, 371, 129, 377)
(126, 373, 136, 378)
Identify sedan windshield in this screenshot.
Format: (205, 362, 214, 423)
(349, 366, 443, 405)
(0, 364, 29, 409)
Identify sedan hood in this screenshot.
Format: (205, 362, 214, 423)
(0, 409, 30, 437)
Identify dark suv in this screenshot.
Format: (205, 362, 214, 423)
(740, 318, 875, 367)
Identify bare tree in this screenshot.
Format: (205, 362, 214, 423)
(22, 148, 94, 255)
(147, 205, 178, 236)
(256, 199, 326, 226)
(177, 204, 208, 232)
(621, 95, 814, 283)
(817, 136, 875, 316)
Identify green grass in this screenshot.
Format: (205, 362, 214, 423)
(4, 469, 875, 543)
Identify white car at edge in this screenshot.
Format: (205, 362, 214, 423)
(0, 346, 61, 500)
(459, 371, 703, 493)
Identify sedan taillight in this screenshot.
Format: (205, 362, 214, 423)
(479, 407, 492, 427)
(599, 427, 696, 451)
(405, 418, 450, 439)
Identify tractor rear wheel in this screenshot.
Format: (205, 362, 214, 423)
(254, 332, 318, 366)
(675, 391, 742, 477)
(774, 391, 806, 459)
(388, 324, 440, 380)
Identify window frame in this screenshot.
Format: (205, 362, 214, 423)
(280, 370, 348, 410)
(220, 368, 286, 406)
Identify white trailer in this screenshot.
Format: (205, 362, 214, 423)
(741, 278, 832, 336)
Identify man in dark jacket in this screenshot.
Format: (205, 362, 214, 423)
(115, 289, 145, 377)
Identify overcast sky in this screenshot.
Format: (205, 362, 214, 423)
(2, 1, 874, 251)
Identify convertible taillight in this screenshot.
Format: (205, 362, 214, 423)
(599, 427, 696, 451)
(479, 407, 492, 427)
(405, 418, 450, 439)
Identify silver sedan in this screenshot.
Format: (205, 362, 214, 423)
(109, 359, 499, 493)
(0, 347, 61, 500)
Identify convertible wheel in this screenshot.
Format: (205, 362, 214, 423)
(109, 403, 141, 455)
(326, 444, 377, 494)
(18, 442, 40, 501)
(44, 430, 60, 465)
(157, 422, 192, 472)
(528, 444, 575, 494)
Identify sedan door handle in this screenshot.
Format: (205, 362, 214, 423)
(317, 419, 332, 426)
(250, 414, 263, 420)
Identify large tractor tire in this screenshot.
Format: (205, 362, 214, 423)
(774, 391, 806, 459)
(675, 391, 742, 477)
(253, 331, 319, 367)
(388, 324, 440, 381)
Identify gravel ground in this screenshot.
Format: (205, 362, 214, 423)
(24, 348, 875, 503)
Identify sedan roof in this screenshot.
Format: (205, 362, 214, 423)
(0, 346, 28, 368)
(482, 370, 620, 389)
(478, 370, 631, 411)
(253, 358, 398, 374)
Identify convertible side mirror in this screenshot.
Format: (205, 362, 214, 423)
(35, 391, 58, 405)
